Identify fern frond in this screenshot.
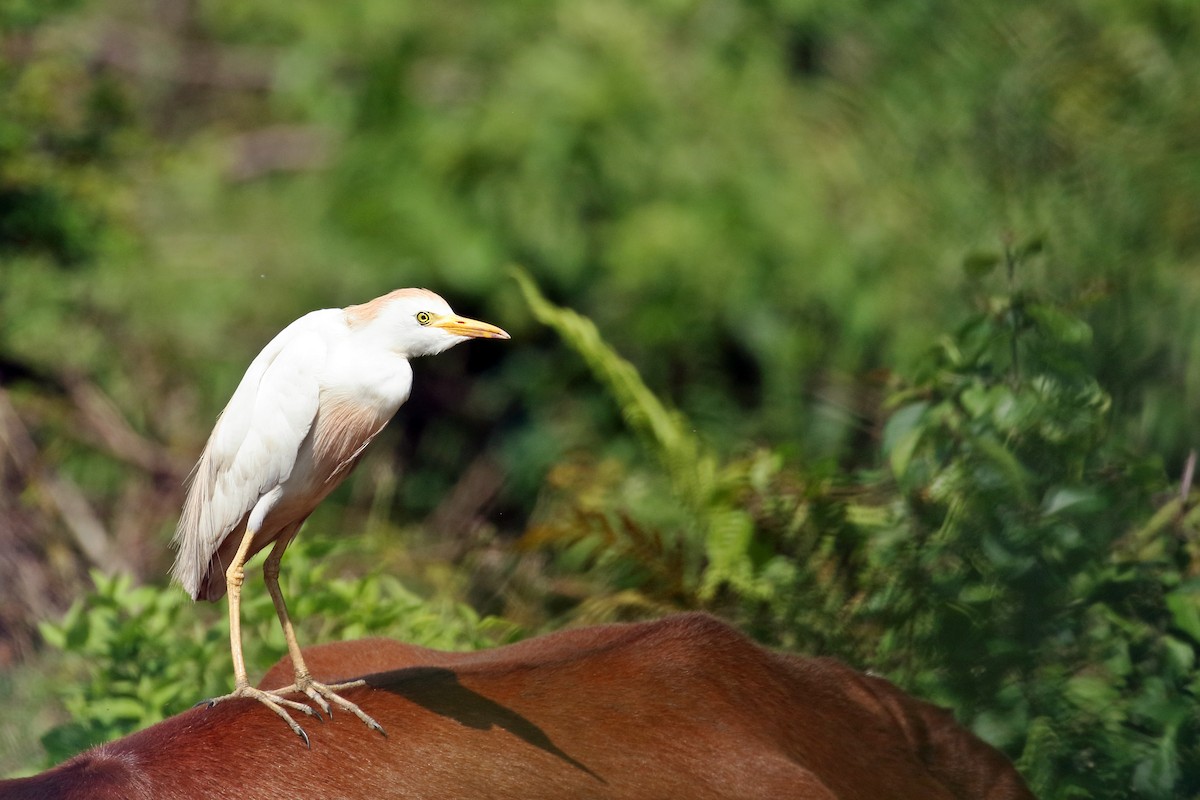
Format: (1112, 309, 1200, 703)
(511, 267, 717, 511)
(512, 267, 799, 604)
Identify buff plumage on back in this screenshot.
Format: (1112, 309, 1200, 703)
(171, 314, 331, 600)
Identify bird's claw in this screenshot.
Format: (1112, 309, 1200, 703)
(267, 678, 386, 736)
(301, 686, 333, 718)
(197, 685, 322, 744)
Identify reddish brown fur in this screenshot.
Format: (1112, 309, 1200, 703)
(0, 614, 1035, 800)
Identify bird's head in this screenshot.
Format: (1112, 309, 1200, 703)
(347, 288, 509, 358)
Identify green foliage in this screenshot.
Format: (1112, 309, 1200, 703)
(36, 537, 510, 766)
(11, 0, 1189, 476)
(2, 0, 1197, 471)
(5, 0, 1200, 794)
(515, 267, 804, 605)
(515, 268, 875, 654)
(871, 242, 1198, 798)
(0, 1, 137, 375)
(3, 0, 1198, 544)
(516, 255, 1199, 798)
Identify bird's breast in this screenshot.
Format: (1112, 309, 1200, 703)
(280, 351, 412, 499)
(321, 347, 414, 412)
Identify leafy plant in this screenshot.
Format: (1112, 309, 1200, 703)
(7, 0, 1200, 793)
(37, 536, 511, 766)
(513, 267, 824, 607)
(513, 251, 1200, 798)
(867, 239, 1199, 798)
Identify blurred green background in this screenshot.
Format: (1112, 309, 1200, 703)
(2, 0, 1199, 796)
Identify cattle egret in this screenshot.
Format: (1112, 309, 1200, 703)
(171, 288, 508, 742)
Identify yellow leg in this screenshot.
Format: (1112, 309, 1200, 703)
(261, 529, 385, 736)
(225, 524, 256, 689)
(200, 525, 318, 746)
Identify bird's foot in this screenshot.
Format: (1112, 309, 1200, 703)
(266, 677, 386, 737)
(199, 683, 319, 746)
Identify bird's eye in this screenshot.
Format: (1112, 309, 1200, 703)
(415, 311, 432, 326)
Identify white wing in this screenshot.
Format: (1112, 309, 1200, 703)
(171, 310, 339, 599)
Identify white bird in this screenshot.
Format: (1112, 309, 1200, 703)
(171, 288, 509, 743)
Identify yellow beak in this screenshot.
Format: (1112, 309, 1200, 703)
(431, 314, 510, 340)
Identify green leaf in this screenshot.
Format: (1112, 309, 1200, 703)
(511, 266, 712, 511)
(1133, 728, 1181, 798)
(1042, 486, 1105, 517)
(963, 251, 1001, 279)
(1015, 236, 1045, 261)
(1162, 636, 1195, 677)
(40, 724, 106, 764)
(38, 620, 66, 649)
(959, 381, 993, 418)
(85, 697, 148, 725)
(971, 434, 1032, 499)
(1165, 585, 1200, 643)
(64, 605, 89, 651)
(700, 509, 756, 600)
(882, 401, 928, 481)
(1065, 674, 1121, 714)
(1026, 303, 1092, 346)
